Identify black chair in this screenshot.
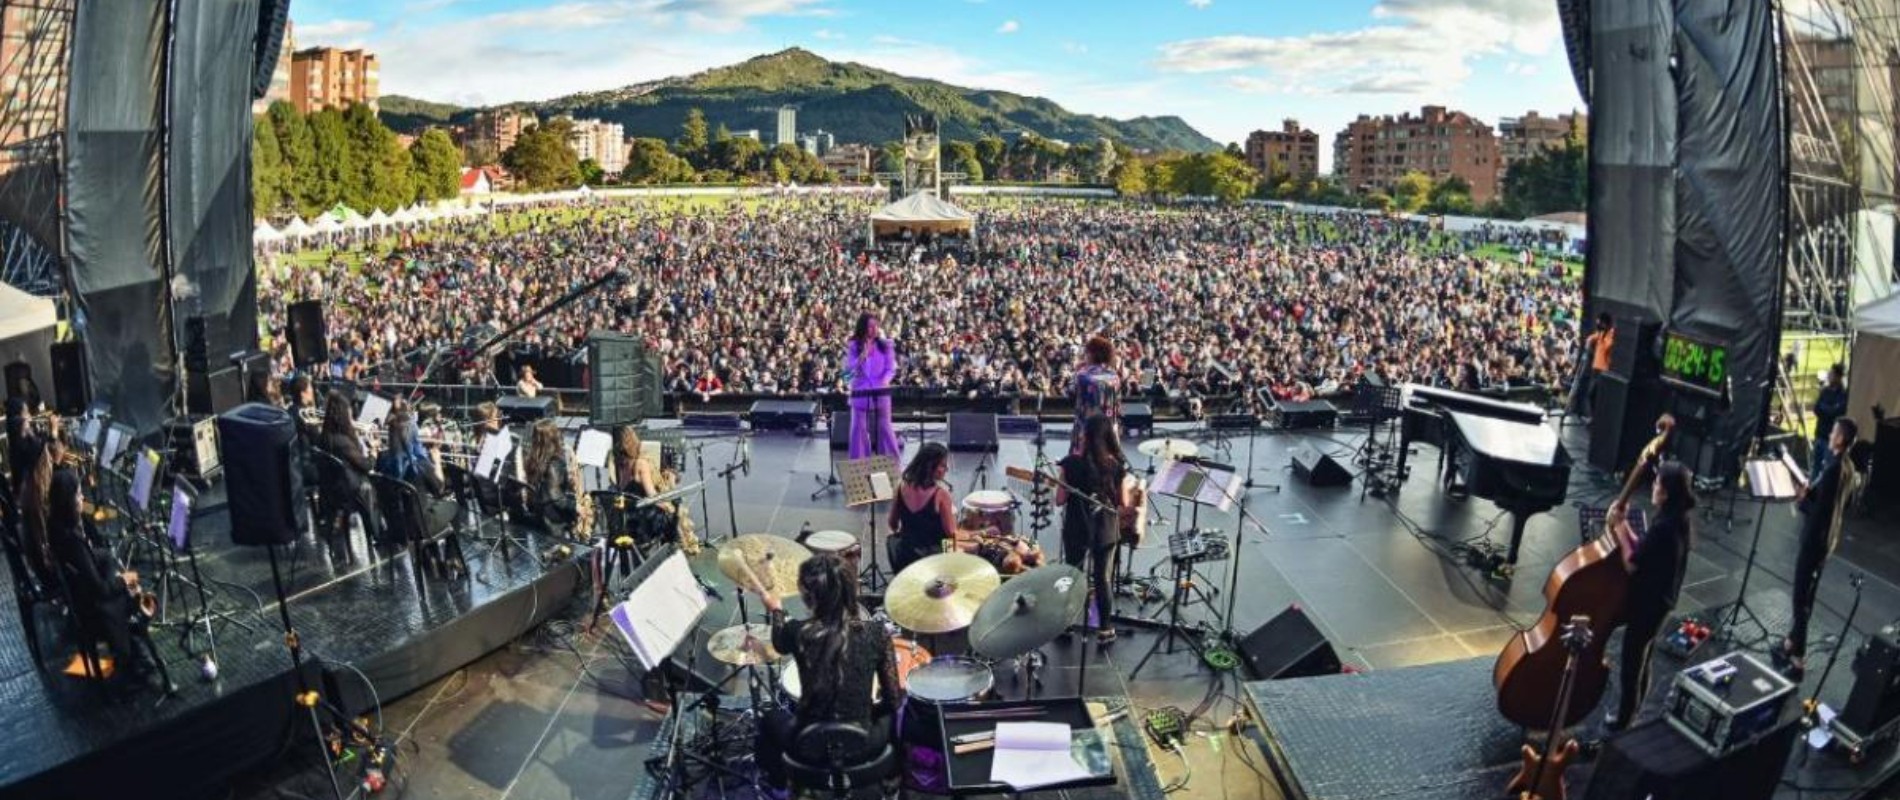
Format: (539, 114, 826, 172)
(312, 449, 373, 556)
(370, 473, 465, 582)
(781, 721, 897, 800)
(0, 491, 55, 671)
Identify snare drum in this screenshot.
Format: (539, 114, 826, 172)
(780, 636, 930, 703)
(959, 490, 1016, 535)
(804, 529, 863, 573)
(904, 656, 994, 705)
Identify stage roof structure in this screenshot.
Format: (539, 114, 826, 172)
(869, 191, 976, 241)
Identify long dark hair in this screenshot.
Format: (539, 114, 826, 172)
(320, 390, 355, 440)
(852, 313, 887, 355)
(903, 442, 948, 489)
(796, 553, 863, 713)
(1080, 415, 1124, 484)
(1655, 461, 1697, 543)
(523, 420, 564, 486)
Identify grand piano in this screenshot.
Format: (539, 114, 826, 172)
(1397, 384, 1571, 566)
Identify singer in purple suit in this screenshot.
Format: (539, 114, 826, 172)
(846, 314, 901, 459)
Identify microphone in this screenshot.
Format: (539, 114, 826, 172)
(741, 438, 752, 476)
(694, 572, 723, 600)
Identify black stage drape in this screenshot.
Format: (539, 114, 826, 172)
(1586, 0, 1677, 324)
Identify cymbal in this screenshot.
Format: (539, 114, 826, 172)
(886, 553, 1000, 634)
(718, 534, 811, 598)
(968, 564, 1089, 659)
(706, 623, 780, 666)
(1138, 438, 1199, 461)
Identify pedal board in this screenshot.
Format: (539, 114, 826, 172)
(1144, 706, 1188, 747)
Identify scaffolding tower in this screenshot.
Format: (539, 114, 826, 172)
(0, 0, 71, 297)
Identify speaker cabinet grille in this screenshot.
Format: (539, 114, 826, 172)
(589, 332, 662, 426)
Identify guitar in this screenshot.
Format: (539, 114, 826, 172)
(1505, 616, 1594, 800)
(1005, 465, 1147, 545)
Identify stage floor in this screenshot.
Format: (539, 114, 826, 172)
(175, 417, 1900, 799)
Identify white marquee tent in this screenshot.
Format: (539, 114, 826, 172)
(1848, 293, 1900, 436)
(869, 191, 977, 244)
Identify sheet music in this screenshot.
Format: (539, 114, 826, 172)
(1151, 460, 1241, 512)
(79, 417, 102, 450)
(476, 429, 516, 482)
(576, 429, 612, 469)
(357, 393, 393, 428)
(168, 484, 193, 551)
(130, 449, 159, 512)
(610, 552, 709, 669)
(102, 424, 131, 466)
(1780, 449, 1809, 489)
(989, 723, 1092, 790)
(1746, 457, 1799, 500)
(869, 472, 894, 502)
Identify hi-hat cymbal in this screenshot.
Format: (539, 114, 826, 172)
(1138, 438, 1199, 461)
(718, 534, 811, 598)
(707, 623, 780, 666)
(969, 564, 1088, 660)
(885, 553, 1000, 634)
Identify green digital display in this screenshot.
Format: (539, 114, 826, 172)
(1660, 330, 1729, 396)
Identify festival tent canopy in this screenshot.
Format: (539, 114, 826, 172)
(367, 209, 392, 227)
(313, 215, 345, 234)
(869, 191, 976, 238)
(253, 221, 283, 244)
(1848, 292, 1900, 436)
(326, 204, 363, 222)
(281, 216, 313, 237)
(0, 282, 56, 405)
(391, 207, 418, 225)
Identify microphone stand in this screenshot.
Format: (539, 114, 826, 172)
(718, 437, 749, 542)
(466, 268, 628, 364)
(1029, 448, 1121, 696)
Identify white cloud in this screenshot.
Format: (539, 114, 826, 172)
(829, 36, 1046, 97)
(813, 28, 844, 40)
(1504, 61, 1540, 76)
(997, 20, 1019, 34)
(295, 19, 375, 41)
(1187, 0, 1212, 8)
(1060, 41, 1089, 55)
(1224, 76, 1276, 94)
(1154, 0, 1559, 97)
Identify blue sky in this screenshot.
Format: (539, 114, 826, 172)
(292, 0, 1582, 170)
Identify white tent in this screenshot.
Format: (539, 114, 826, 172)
(391, 207, 417, 225)
(869, 191, 977, 243)
(313, 215, 345, 235)
(0, 282, 56, 406)
(344, 215, 372, 231)
(367, 209, 392, 227)
(253, 220, 284, 244)
(281, 216, 314, 238)
(314, 211, 340, 226)
(414, 205, 440, 223)
(1848, 293, 1900, 436)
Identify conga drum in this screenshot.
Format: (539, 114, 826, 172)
(805, 529, 862, 573)
(959, 490, 1016, 535)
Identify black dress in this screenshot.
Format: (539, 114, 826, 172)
(757, 616, 900, 787)
(1058, 454, 1122, 630)
(891, 486, 947, 575)
(1614, 509, 1689, 726)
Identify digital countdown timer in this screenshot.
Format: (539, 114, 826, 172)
(1660, 330, 1729, 397)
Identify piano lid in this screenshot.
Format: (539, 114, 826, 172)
(1403, 384, 1547, 426)
(1447, 410, 1564, 466)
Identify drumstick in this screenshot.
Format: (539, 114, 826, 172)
(953, 740, 996, 755)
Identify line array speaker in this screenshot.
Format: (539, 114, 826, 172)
(589, 332, 663, 426)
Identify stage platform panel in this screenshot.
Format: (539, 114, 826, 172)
(0, 502, 586, 800)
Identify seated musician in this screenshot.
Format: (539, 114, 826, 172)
(753, 553, 902, 793)
(286, 374, 321, 486)
(612, 425, 678, 545)
(373, 409, 460, 538)
(887, 443, 995, 575)
(516, 363, 543, 398)
(521, 420, 577, 531)
(44, 453, 151, 686)
(6, 397, 43, 503)
(317, 391, 383, 542)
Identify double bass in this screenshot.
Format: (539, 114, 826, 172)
(1493, 516, 1629, 730)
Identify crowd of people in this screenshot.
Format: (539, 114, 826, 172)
(257, 196, 1584, 409)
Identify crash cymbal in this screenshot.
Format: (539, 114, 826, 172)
(885, 553, 1001, 634)
(1137, 438, 1199, 461)
(718, 534, 811, 598)
(968, 564, 1088, 660)
(706, 623, 780, 666)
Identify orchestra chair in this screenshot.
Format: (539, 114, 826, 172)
(369, 473, 466, 584)
(1, 490, 57, 671)
(781, 721, 898, 800)
(310, 449, 372, 560)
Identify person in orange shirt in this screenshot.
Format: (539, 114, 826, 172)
(1569, 312, 1615, 418)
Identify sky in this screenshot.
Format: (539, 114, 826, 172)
(291, 0, 1585, 171)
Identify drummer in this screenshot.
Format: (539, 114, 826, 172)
(753, 553, 903, 794)
(889, 443, 1000, 575)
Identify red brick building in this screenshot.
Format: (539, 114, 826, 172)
(1244, 119, 1320, 182)
(1498, 110, 1585, 183)
(1333, 105, 1501, 203)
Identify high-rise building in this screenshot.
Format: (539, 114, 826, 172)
(467, 110, 537, 156)
(798, 135, 819, 156)
(0, 0, 70, 163)
(1333, 105, 1501, 203)
(566, 117, 628, 175)
(1244, 119, 1320, 182)
(1497, 110, 1585, 179)
(253, 20, 294, 115)
(821, 144, 873, 181)
(290, 47, 379, 113)
(733, 129, 762, 142)
(776, 106, 797, 147)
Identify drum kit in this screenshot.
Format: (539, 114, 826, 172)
(699, 527, 1091, 716)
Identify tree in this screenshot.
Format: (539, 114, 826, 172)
(765, 142, 832, 184)
(579, 158, 605, 187)
(307, 108, 354, 213)
(1159, 151, 1256, 203)
(409, 128, 463, 201)
(877, 141, 904, 174)
(1424, 174, 1475, 215)
(1111, 157, 1148, 197)
(504, 119, 581, 190)
(1391, 170, 1434, 213)
(676, 108, 710, 168)
(946, 140, 984, 183)
(712, 135, 765, 175)
(1087, 137, 1119, 184)
(464, 138, 500, 168)
(1502, 137, 1586, 217)
(252, 113, 290, 217)
(974, 136, 1006, 181)
(622, 137, 695, 184)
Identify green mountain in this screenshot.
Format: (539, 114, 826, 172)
(378, 94, 469, 132)
(378, 49, 1220, 153)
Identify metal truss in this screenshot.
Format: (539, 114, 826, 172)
(0, 0, 70, 297)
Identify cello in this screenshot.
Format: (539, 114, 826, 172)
(1493, 513, 1629, 730)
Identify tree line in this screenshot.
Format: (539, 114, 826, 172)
(252, 101, 463, 219)
(618, 108, 837, 186)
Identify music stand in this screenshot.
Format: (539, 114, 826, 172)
(1719, 455, 1800, 645)
(1353, 383, 1404, 500)
(1133, 457, 1242, 677)
(840, 455, 898, 590)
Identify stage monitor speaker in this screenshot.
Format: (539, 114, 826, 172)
(1122, 402, 1154, 436)
(947, 412, 999, 452)
(1238, 605, 1341, 680)
(1841, 624, 1900, 735)
(589, 332, 662, 426)
(1608, 317, 1662, 380)
(498, 395, 554, 423)
(1589, 374, 1667, 474)
(1290, 446, 1351, 487)
(287, 301, 326, 368)
(188, 367, 244, 416)
(830, 410, 851, 451)
(1581, 717, 1796, 800)
(219, 403, 305, 546)
(50, 341, 89, 415)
